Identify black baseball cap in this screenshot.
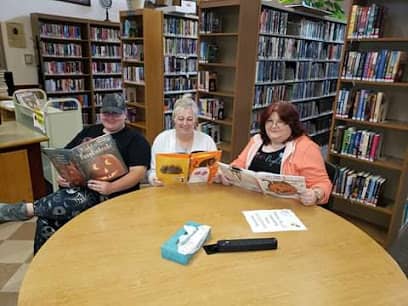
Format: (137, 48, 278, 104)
(101, 93, 126, 114)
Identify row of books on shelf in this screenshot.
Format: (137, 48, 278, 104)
(164, 56, 197, 74)
(198, 122, 221, 144)
(92, 62, 121, 74)
(257, 36, 342, 61)
(253, 80, 337, 105)
(122, 19, 143, 38)
(163, 17, 198, 37)
(90, 27, 119, 42)
(41, 42, 82, 57)
(341, 50, 407, 82)
(93, 78, 122, 89)
(197, 71, 216, 92)
(255, 61, 340, 83)
(199, 10, 222, 34)
(332, 167, 386, 207)
(331, 126, 382, 162)
(82, 112, 92, 124)
(164, 38, 197, 56)
(199, 42, 218, 63)
(40, 23, 82, 39)
(91, 45, 120, 57)
(198, 98, 224, 121)
(347, 3, 384, 39)
(336, 89, 387, 122)
(259, 7, 288, 36)
(163, 94, 190, 113)
(295, 101, 319, 119)
(164, 76, 196, 92)
(43, 61, 82, 74)
(123, 67, 144, 82)
(45, 79, 84, 92)
(123, 43, 144, 60)
(296, 19, 346, 43)
(303, 118, 330, 134)
(74, 94, 89, 107)
(259, 7, 346, 42)
(164, 113, 174, 129)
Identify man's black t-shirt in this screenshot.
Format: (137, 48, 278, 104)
(65, 124, 151, 198)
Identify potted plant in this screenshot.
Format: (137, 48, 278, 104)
(279, 0, 345, 20)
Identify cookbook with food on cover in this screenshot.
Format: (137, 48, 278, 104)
(43, 134, 128, 186)
(218, 162, 306, 199)
(156, 151, 222, 184)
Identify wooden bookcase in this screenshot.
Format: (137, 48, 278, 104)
(31, 13, 121, 125)
(120, 9, 198, 143)
(198, 0, 345, 162)
(328, 0, 408, 247)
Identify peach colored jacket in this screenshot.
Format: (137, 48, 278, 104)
(231, 134, 332, 204)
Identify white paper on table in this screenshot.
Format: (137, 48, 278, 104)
(242, 209, 307, 233)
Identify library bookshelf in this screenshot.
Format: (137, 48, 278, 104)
(31, 13, 121, 125)
(120, 9, 198, 143)
(198, 0, 345, 162)
(328, 0, 408, 247)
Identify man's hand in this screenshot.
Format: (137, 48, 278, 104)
(57, 175, 71, 188)
(87, 180, 112, 195)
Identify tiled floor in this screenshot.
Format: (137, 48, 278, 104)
(0, 218, 36, 306)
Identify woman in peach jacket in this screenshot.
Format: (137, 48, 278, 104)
(229, 101, 332, 205)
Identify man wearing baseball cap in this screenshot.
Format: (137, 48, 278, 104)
(0, 93, 151, 253)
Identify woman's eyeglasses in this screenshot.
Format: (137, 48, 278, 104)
(265, 119, 287, 127)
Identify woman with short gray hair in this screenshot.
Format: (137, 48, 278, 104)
(148, 94, 217, 186)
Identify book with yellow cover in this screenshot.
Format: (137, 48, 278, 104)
(156, 151, 222, 184)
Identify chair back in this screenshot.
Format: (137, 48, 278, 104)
(323, 161, 338, 210)
(325, 161, 338, 184)
(389, 222, 408, 277)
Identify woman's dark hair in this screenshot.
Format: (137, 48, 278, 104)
(259, 101, 306, 144)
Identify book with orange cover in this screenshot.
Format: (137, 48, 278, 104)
(156, 151, 222, 184)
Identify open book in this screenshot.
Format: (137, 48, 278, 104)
(43, 134, 128, 186)
(218, 162, 306, 199)
(156, 151, 222, 184)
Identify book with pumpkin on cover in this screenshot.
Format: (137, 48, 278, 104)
(156, 151, 222, 184)
(218, 162, 306, 199)
(42, 134, 128, 186)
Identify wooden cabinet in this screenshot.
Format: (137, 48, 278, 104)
(0, 122, 48, 202)
(328, 0, 408, 247)
(31, 13, 121, 125)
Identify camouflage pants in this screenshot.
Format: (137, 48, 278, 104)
(33, 187, 100, 254)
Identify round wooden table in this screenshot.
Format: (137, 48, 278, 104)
(19, 184, 408, 306)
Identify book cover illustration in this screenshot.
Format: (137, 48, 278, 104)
(43, 134, 128, 186)
(256, 172, 306, 199)
(218, 162, 306, 199)
(217, 162, 262, 193)
(15, 91, 42, 110)
(188, 151, 221, 183)
(156, 151, 221, 184)
(156, 153, 190, 184)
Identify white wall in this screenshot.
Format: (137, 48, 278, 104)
(0, 0, 128, 85)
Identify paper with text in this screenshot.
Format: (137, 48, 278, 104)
(242, 209, 307, 233)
